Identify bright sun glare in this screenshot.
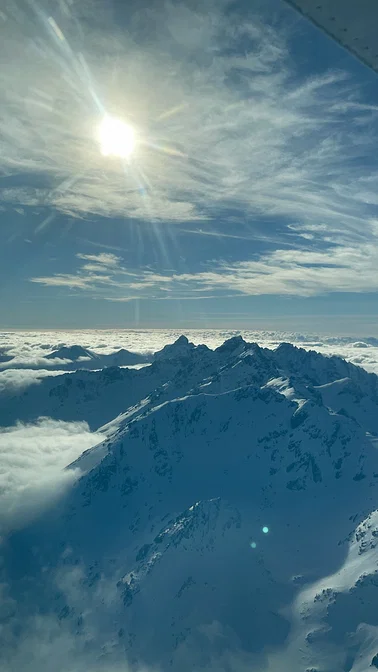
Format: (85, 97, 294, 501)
(97, 115, 136, 158)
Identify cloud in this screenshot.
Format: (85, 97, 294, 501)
(2, 329, 378, 381)
(5, 0, 378, 306)
(31, 273, 111, 289)
(30, 240, 378, 299)
(76, 253, 121, 267)
(0, 357, 74, 370)
(0, 368, 66, 393)
(0, 604, 155, 672)
(1, 0, 378, 240)
(76, 237, 128, 252)
(0, 335, 94, 373)
(30, 251, 125, 291)
(0, 418, 102, 534)
(30, 250, 140, 295)
(156, 243, 378, 297)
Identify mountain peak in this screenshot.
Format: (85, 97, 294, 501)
(3, 334, 378, 670)
(46, 344, 94, 360)
(215, 335, 247, 353)
(175, 335, 189, 345)
(154, 335, 195, 360)
(275, 342, 296, 353)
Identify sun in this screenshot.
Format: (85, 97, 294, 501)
(97, 114, 136, 159)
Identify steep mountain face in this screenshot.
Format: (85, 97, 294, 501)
(270, 343, 378, 435)
(2, 337, 378, 671)
(153, 334, 201, 360)
(0, 337, 258, 429)
(3, 336, 378, 435)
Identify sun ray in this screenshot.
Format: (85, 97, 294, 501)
(155, 103, 187, 122)
(143, 141, 186, 158)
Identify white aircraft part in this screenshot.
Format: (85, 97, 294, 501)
(283, 0, 378, 74)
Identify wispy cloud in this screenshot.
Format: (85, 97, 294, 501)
(30, 237, 378, 299)
(156, 243, 378, 297)
(1, 0, 378, 240)
(30, 252, 129, 292)
(76, 237, 128, 252)
(76, 252, 120, 267)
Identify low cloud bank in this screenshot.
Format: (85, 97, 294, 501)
(0, 418, 102, 534)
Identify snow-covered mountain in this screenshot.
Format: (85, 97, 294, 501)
(2, 336, 378, 434)
(0, 344, 150, 371)
(46, 344, 151, 368)
(45, 345, 97, 361)
(2, 336, 378, 671)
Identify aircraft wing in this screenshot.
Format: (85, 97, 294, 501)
(283, 0, 378, 75)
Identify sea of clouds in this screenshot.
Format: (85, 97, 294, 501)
(1, 328, 378, 373)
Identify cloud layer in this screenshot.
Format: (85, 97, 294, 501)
(2, 1, 378, 304)
(0, 418, 101, 534)
(1, 329, 378, 375)
(29, 240, 378, 300)
(1, 0, 378, 232)
(0, 369, 68, 401)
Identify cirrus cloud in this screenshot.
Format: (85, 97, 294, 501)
(1, 0, 378, 236)
(30, 240, 378, 299)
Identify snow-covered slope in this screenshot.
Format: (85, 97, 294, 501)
(3, 335, 378, 435)
(2, 337, 378, 671)
(0, 337, 255, 429)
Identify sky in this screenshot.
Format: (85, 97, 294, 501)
(1, 0, 378, 331)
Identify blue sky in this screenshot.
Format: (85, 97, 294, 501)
(1, 0, 378, 332)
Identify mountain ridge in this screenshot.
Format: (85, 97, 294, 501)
(2, 336, 378, 433)
(2, 336, 378, 670)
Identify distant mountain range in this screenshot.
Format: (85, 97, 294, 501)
(0, 343, 151, 370)
(2, 335, 378, 671)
